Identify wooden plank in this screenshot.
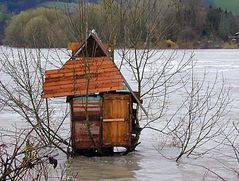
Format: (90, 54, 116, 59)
(44, 73, 123, 87)
(63, 59, 112, 68)
(73, 103, 101, 107)
(73, 100, 101, 105)
(42, 85, 125, 98)
(43, 80, 120, 92)
(46, 71, 122, 81)
(104, 94, 130, 100)
(45, 65, 118, 79)
(47, 57, 105, 65)
(43, 78, 123, 92)
(45, 57, 111, 74)
(73, 105, 101, 109)
(73, 111, 101, 116)
(73, 107, 101, 112)
(46, 61, 115, 75)
(72, 115, 101, 121)
(44, 72, 122, 85)
(69, 57, 109, 63)
(73, 119, 100, 149)
(44, 81, 124, 94)
(73, 106, 101, 110)
(103, 118, 125, 122)
(45, 73, 122, 86)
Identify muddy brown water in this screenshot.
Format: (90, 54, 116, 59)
(0, 48, 239, 180)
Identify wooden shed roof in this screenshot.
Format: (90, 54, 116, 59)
(42, 56, 126, 98)
(42, 32, 124, 98)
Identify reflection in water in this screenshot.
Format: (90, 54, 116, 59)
(66, 153, 141, 180)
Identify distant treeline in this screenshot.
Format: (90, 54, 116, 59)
(1, 0, 93, 12)
(2, 0, 239, 48)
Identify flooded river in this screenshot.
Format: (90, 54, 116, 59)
(0, 48, 239, 180)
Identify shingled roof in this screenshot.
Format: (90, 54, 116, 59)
(42, 57, 126, 98)
(42, 32, 126, 98)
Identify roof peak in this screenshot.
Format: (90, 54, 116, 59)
(73, 30, 111, 58)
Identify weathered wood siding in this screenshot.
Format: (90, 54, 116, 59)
(103, 94, 132, 147)
(71, 97, 102, 149)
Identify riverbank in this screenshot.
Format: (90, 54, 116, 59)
(2, 41, 239, 50)
(158, 39, 239, 49)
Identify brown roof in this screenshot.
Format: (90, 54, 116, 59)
(42, 57, 126, 98)
(43, 32, 124, 98)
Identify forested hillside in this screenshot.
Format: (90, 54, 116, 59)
(0, 0, 239, 48)
(2, 0, 98, 12)
(0, 0, 98, 44)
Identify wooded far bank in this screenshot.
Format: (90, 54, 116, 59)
(1, 0, 239, 49)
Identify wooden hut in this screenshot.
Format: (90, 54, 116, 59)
(42, 32, 144, 155)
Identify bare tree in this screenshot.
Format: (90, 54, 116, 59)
(109, 0, 191, 150)
(218, 121, 239, 177)
(154, 61, 231, 161)
(231, 123, 239, 174)
(0, 127, 52, 180)
(0, 47, 72, 179)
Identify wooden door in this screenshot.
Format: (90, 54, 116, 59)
(103, 94, 131, 147)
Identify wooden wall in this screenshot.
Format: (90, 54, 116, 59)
(70, 93, 132, 151)
(71, 96, 102, 150)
